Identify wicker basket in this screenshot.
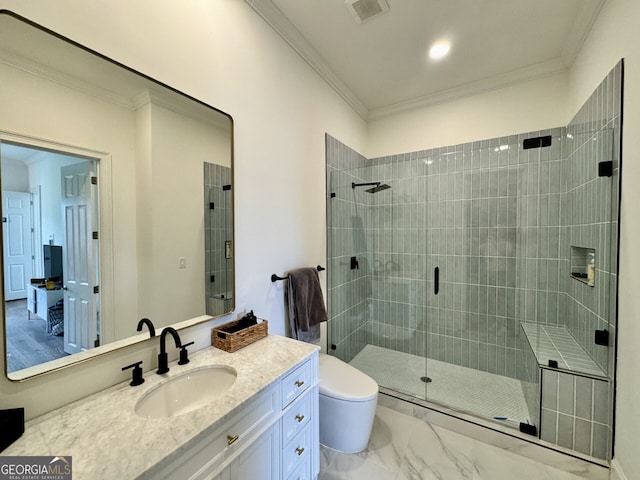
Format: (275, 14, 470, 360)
(48, 300, 64, 336)
(212, 319, 268, 353)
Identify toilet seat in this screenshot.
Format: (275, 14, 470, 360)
(319, 353, 378, 402)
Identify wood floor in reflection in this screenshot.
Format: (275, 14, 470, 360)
(5, 299, 67, 373)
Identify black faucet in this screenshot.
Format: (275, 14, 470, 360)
(136, 318, 156, 337)
(157, 327, 182, 374)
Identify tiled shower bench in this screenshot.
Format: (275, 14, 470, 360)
(519, 323, 610, 462)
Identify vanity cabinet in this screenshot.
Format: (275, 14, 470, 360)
(2, 335, 319, 480)
(280, 360, 318, 480)
(211, 422, 280, 480)
(153, 355, 318, 480)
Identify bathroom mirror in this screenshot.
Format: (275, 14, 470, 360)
(0, 11, 234, 380)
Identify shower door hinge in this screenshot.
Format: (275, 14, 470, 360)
(210, 275, 215, 283)
(93, 285, 100, 294)
(331, 344, 337, 350)
(92, 231, 99, 240)
(210, 202, 215, 210)
(519, 422, 538, 437)
(91, 176, 98, 185)
(598, 161, 613, 177)
(595, 329, 609, 346)
(223, 184, 232, 191)
(330, 192, 336, 198)
(94, 336, 100, 348)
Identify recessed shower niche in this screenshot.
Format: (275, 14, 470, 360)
(571, 246, 596, 286)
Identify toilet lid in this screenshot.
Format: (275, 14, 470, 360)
(319, 354, 378, 401)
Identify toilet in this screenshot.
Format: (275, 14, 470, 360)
(318, 353, 378, 453)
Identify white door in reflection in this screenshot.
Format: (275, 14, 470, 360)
(1, 191, 32, 301)
(61, 161, 99, 354)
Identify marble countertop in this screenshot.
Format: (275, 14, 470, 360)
(2, 334, 319, 479)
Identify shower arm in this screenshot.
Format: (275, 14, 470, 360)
(352, 182, 380, 189)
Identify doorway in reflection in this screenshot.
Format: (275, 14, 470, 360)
(1, 141, 99, 373)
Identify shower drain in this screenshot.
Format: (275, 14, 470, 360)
(420, 376, 432, 383)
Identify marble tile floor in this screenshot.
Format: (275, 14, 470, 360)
(319, 405, 598, 480)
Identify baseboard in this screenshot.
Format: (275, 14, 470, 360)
(610, 459, 627, 480)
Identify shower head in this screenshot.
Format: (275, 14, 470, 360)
(352, 181, 392, 194)
(366, 183, 391, 194)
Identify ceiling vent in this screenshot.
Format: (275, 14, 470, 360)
(345, 0, 390, 24)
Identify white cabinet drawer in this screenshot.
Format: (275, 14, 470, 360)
(286, 456, 310, 480)
(158, 385, 278, 480)
(282, 389, 311, 445)
(282, 425, 311, 479)
(281, 359, 311, 408)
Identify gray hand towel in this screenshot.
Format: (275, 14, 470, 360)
(285, 267, 327, 343)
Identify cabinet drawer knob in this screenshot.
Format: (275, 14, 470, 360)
(295, 414, 305, 423)
(227, 434, 239, 445)
(295, 380, 304, 387)
(295, 447, 305, 456)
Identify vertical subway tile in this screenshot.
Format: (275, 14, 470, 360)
(541, 369, 558, 410)
(575, 376, 594, 420)
(593, 379, 610, 425)
(540, 408, 558, 444)
(592, 423, 610, 460)
(558, 372, 575, 415)
(573, 418, 592, 456)
(557, 413, 575, 450)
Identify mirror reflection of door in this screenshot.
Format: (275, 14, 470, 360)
(1, 139, 100, 372)
(2, 191, 33, 301)
(61, 162, 99, 354)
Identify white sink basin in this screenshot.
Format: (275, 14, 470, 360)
(135, 365, 237, 419)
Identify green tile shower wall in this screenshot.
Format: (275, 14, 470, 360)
(326, 135, 372, 362)
(326, 61, 620, 385)
(204, 162, 233, 316)
(562, 60, 621, 378)
(540, 369, 611, 460)
(329, 131, 566, 378)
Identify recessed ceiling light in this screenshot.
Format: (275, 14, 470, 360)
(429, 41, 450, 60)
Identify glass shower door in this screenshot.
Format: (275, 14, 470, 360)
(327, 162, 429, 401)
(421, 138, 535, 431)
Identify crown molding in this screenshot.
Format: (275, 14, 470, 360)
(244, 0, 369, 119)
(133, 88, 231, 131)
(368, 58, 568, 120)
(560, 0, 607, 65)
(0, 50, 135, 110)
(244, 0, 603, 122)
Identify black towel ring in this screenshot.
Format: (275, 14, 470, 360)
(271, 265, 325, 282)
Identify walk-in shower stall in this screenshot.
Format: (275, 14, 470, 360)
(326, 62, 621, 462)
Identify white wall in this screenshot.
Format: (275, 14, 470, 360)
(0, 158, 28, 191)
(366, 71, 570, 157)
(29, 153, 85, 251)
(566, 1, 640, 478)
(0, 0, 366, 419)
(140, 103, 222, 329)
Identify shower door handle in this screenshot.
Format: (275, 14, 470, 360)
(434, 267, 439, 295)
